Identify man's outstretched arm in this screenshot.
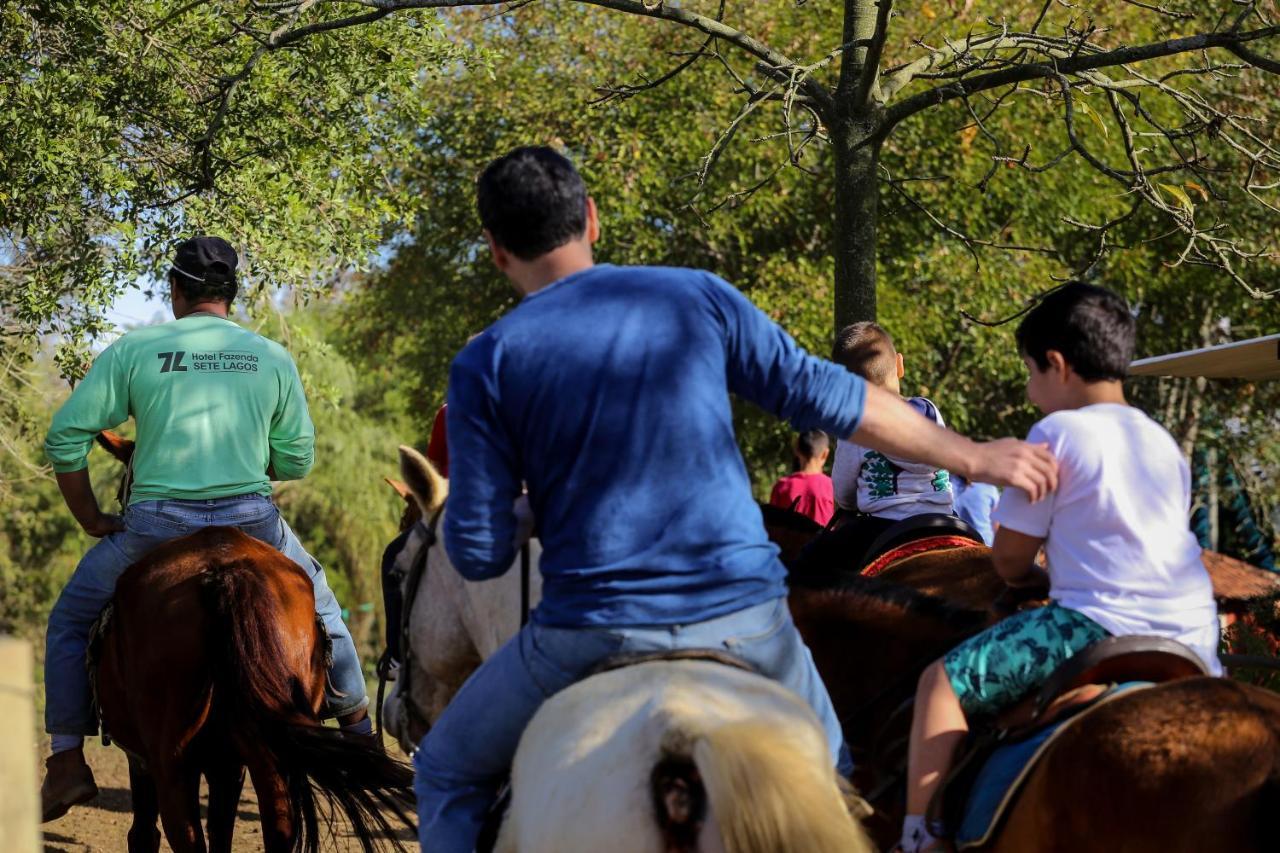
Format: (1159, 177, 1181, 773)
(852, 384, 1058, 502)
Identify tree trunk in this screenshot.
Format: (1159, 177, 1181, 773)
(832, 116, 881, 331)
(831, 0, 884, 332)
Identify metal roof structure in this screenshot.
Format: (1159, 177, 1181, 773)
(1130, 334, 1280, 381)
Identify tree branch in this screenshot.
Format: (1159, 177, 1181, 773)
(591, 0, 724, 105)
(293, 0, 831, 107)
(1226, 40, 1280, 74)
(856, 0, 894, 107)
(882, 24, 1280, 132)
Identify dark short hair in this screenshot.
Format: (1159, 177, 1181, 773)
(795, 430, 830, 460)
(476, 146, 588, 260)
(1015, 282, 1135, 381)
(832, 321, 897, 384)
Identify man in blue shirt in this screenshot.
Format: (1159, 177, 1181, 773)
(414, 147, 1057, 851)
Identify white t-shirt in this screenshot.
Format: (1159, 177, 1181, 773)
(993, 404, 1222, 675)
(832, 396, 954, 520)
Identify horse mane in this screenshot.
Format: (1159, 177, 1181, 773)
(758, 501, 823, 535)
(790, 571, 987, 633)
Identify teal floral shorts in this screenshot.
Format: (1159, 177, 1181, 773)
(943, 603, 1111, 717)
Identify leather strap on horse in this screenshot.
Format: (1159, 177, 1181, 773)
(374, 512, 439, 750)
(861, 535, 980, 578)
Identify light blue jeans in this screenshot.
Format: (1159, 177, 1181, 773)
(44, 494, 367, 735)
(413, 596, 851, 852)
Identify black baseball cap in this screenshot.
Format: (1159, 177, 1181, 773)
(171, 236, 238, 283)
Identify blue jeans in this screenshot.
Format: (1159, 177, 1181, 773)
(44, 494, 367, 735)
(413, 596, 851, 852)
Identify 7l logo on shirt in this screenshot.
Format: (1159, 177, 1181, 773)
(157, 351, 259, 374)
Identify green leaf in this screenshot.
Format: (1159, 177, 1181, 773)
(1158, 182, 1195, 215)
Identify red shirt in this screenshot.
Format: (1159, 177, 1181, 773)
(427, 404, 449, 478)
(770, 472, 835, 526)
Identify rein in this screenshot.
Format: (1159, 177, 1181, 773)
(379, 506, 535, 750)
(377, 511, 440, 750)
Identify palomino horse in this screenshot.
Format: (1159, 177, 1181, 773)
(496, 658, 873, 853)
(96, 527, 415, 853)
(384, 450, 871, 851)
(787, 573, 1280, 852)
(380, 446, 542, 753)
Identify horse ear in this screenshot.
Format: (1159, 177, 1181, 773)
(96, 430, 136, 465)
(398, 445, 447, 515)
(384, 477, 413, 502)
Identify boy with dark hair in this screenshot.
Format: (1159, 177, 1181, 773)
(417, 145, 1057, 851)
(897, 282, 1221, 852)
(770, 430, 835, 525)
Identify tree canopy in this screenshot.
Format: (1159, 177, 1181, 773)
(1, 1, 467, 373)
(2, 2, 1277, 650)
(216, 0, 1280, 328)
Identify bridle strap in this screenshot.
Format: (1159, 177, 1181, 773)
(393, 510, 440, 747)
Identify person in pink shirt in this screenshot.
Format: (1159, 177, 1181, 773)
(770, 430, 835, 525)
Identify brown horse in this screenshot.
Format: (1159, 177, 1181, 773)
(95, 526, 415, 852)
(763, 503, 1009, 611)
(788, 574, 1280, 852)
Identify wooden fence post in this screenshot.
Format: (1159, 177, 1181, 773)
(0, 637, 40, 853)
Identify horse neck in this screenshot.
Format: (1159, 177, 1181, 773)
(790, 584, 983, 744)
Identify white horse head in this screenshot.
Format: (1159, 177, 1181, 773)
(495, 659, 873, 853)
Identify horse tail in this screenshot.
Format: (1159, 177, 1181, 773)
(691, 720, 873, 853)
(202, 556, 415, 853)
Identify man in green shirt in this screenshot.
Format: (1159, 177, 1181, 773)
(40, 237, 370, 821)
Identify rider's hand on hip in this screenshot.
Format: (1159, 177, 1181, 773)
(55, 468, 126, 537)
(81, 511, 125, 538)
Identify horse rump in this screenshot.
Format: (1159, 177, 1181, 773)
(200, 549, 416, 853)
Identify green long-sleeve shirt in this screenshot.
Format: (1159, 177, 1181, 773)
(45, 314, 315, 505)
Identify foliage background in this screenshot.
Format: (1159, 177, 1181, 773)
(3, 2, 1278, 669)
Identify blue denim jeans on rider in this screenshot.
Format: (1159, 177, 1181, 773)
(412, 596, 852, 852)
(44, 494, 367, 736)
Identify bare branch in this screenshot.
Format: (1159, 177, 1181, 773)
(291, 0, 831, 106)
(881, 166, 1060, 265)
(1227, 40, 1280, 74)
(857, 0, 894, 107)
(591, 0, 724, 104)
(882, 24, 1280, 129)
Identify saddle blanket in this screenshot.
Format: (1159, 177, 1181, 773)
(956, 682, 1150, 848)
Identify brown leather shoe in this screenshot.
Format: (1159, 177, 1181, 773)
(41, 749, 98, 822)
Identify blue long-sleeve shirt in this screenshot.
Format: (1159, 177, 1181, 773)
(443, 264, 867, 627)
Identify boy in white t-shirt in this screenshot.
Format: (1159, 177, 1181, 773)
(897, 282, 1221, 853)
(802, 323, 953, 570)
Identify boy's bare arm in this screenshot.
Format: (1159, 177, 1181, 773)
(992, 527, 1049, 587)
(850, 383, 1058, 501)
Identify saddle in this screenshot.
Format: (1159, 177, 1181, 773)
(930, 635, 1211, 846)
(589, 648, 758, 677)
(859, 513, 985, 575)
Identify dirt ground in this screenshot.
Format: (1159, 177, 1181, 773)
(38, 736, 415, 852)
